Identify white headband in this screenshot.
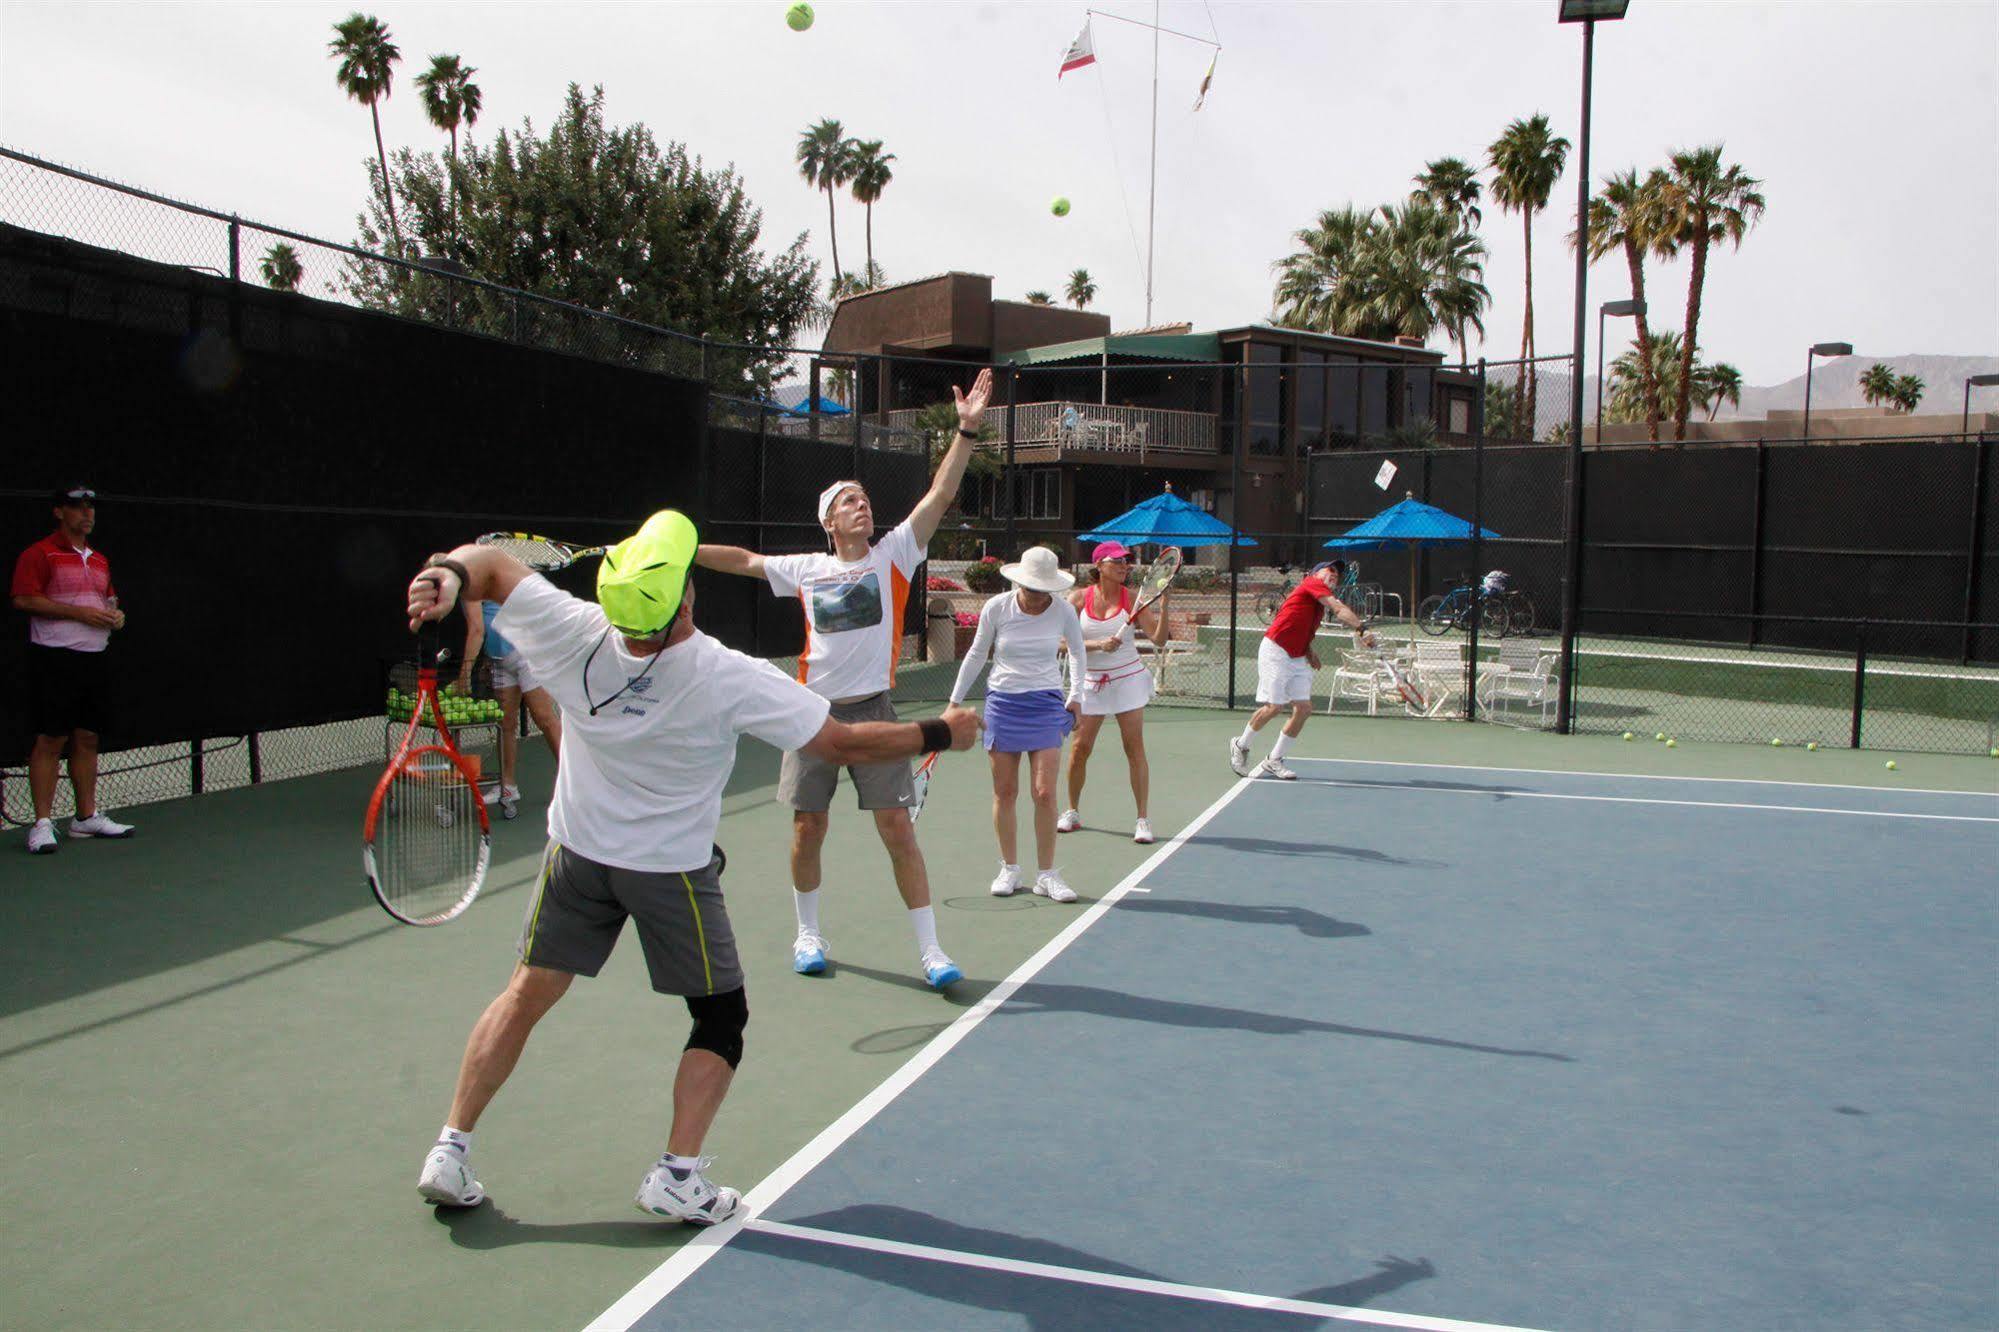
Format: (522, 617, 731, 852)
(817, 480, 863, 524)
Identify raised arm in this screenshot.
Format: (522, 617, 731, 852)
(907, 367, 993, 546)
(694, 544, 769, 580)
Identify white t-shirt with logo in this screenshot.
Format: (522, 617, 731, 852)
(495, 576, 832, 872)
(764, 519, 924, 701)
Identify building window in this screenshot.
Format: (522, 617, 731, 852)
(1295, 351, 1327, 452)
(1326, 358, 1362, 446)
(1448, 397, 1471, 434)
(1008, 469, 1059, 519)
(1247, 342, 1284, 456)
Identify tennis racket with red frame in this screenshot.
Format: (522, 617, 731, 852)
(908, 750, 940, 823)
(1117, 546, 1183, 644)
(364, 622, 492, 925)
(1377, 650, 1429, 713)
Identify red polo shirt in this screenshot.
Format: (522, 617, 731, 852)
(1264, 574, 1334, 658)
(12, 532, 116, 651)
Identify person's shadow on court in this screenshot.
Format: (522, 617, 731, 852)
(760, 1203, 1436, 1329)
(1115, 897, 1372, 939)
(431, 1202, 684, 1251)
(1184, 833, 1436, 867)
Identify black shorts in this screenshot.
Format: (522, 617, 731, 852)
(27, 643, 112, 738)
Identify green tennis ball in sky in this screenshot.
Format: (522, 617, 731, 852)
(1050, 196, 1072, 217)
(786, 3, 814, 31)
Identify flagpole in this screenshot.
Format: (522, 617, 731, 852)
(1145, 0, 1159, 325)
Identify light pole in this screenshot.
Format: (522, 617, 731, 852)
(1595, 298, 1646, 437)
(1800, 341, 1852, 440)
(1963, 373, 1999, 437)
(1556, 0, 1630, 735)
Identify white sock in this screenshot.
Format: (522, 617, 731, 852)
(908, 905, 940, 954)
(438, 1125, 473, 1156)
(1270, 732, 1294, 760)
(793, 888, 821, 934)
(662, 1152, 701, 1173)
(1237, 723, 1257, 745)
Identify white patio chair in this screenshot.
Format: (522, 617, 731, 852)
(1409, 639, 1466, 718)
(1481, 640, 1558, 724)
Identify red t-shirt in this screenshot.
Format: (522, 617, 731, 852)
(12, 532, 116, 651)
(1264, 574, 1334, 658)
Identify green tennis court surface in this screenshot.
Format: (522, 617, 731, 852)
(2, 712, 1992, 1329)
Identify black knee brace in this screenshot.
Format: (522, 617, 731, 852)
(684, 987, 748, 1069)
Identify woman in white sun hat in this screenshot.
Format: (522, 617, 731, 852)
(1058, 540, 1165, 844)
(948, 546, 1089, 904)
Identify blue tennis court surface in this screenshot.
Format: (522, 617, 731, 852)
(591, 759, 1998, 1332)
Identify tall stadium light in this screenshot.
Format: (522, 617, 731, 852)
(1964, 372, 1999, 437)
(1595, 298, 1646, 436)
(1555, 0, 1631, 735)
(1801, 341, 1853, 440)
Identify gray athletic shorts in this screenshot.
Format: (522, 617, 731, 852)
(776, 691, 914, 813)
(517, 842, 740, 997)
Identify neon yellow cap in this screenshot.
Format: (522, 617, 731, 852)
(597, 510, 698, 637)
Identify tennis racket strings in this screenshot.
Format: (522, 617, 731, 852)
(366, 746, 491, 925)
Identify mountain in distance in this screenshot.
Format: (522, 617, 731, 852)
(1580, 353, 1999, 424)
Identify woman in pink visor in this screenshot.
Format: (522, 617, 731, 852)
(1059, 541, 1167, 843)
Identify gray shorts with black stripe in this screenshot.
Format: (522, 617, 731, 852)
(518, 843, 739, 996)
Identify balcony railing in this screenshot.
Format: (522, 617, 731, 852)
(883, 400, 1220, 458)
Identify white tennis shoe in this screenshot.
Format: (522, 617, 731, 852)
(792, 930, 828, 975)
(1228, 736, 1251, 776)
(1056, 809, 1082, 833)
(1033, 869, 1078, 903)
(68, 811, 134, 839)
(26, 818, 57, 854)
(1132, 819, 1155, 844)
(636, 1156, 741, 1226)
(1258, 757, 1298, 781)
(417, 1146, 485, 1207)
(989, 863, 1022, 897)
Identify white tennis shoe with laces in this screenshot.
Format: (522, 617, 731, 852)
(989, 863, 1022, 897)
(68, 811, 135, 839)
(1033, 869, 1078, 903)
(636, 1156, 742, 1226)
(1056, 809, 1082, 833)
(417, 1146, 485, 1207)
(1258, 757, 1298, 781)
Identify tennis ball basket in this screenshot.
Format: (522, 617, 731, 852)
(380, 655, 501, 806)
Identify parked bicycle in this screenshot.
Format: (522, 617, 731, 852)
(1417, 570, 1531, 637)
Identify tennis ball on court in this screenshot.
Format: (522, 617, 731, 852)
(1770, 737, 1783, 747)
(1621, 731, 1634, 741)
(1806, 742, 1819, 752)
(1990, 747, 1998, 758)
(1654, 731, 1666, 742)
(785, 3, 814, 31)
(1665, 738, 1677, 748)
(1885, 760, 1898, 771)
(1051, 196, 1071, 217)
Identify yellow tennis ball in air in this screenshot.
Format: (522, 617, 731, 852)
(1050, 196, 1072, 217)
(1665, 738, 1677, 748)
(785, 2, 814, 31)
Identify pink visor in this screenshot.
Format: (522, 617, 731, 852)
(1092, 541, 1132, 563)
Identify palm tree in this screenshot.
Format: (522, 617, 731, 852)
(1362, 198, 1489, 352)
(796, 119, 856, 283)
(1697, 361, 1743, 420)
(1487, 114, 1571, 432)
(259, 242, 303, 292)
(1065, 269, 1097, 308)
(1575, 167, 1673, 440)
(329, 13, 403, 256)
(1411, 156, 1482, 232)
(1024, 290, 1054, 306)
(1859, 362, 1899, 409)
(1272, 205, 1384, 338)
(414, 54, 481, 241)
(1894, 373, 1925, 413)
(1655, 144, 1764, 439)
(847, 139, 895, 280)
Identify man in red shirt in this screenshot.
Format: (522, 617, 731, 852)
(1229, 559, 1373, 780)
(10, 484, 135, 853)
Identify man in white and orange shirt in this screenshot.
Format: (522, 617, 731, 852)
(10, 484, 137, 853)
(696, 369, 992, 989)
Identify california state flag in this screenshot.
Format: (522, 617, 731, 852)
(1059, 20, 1095, 78)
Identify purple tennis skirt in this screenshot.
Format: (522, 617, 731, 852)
(983, 688, 1075, 753)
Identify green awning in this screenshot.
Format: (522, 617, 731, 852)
(1004, 332, 1220, 367)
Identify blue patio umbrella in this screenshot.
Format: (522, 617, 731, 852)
(1322, 495, 1500, 627)
(764, 388, 851, 415)
(1079, 488, 1258, 548)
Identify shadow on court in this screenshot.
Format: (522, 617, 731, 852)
(1183, 833, 1435, 867)
(992, 981, 1575, 1061)
(433, 1202, 688, 1252)
(748, 1204, 1437, 1329)
(1115, 897, 1372, 939)
(830, 960, 999, 1007)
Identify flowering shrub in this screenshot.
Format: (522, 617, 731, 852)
(926, 574, 964, 591)
(965, 556, 1006, 593)
(953, 611, 979, 628)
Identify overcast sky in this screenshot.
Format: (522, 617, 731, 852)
(3, 0, 1994, 384)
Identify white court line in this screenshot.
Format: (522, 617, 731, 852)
(1292, 756, 1999, 801)
(1287, 777, 1999, 824)
(744, 1219, 1551, 1332)
(584, 773, 1261, 1332)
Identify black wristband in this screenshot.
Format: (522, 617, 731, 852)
(425, 555, 471, 591)
(918, 718, 952, 752)
(957, 426, 978, 439)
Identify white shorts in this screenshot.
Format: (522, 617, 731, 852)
(488, 653, 536, 692)
(1080, 662, 1155, 716)
(1255, 636, 1315, 705)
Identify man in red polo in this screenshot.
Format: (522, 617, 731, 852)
(10, 484, 135, 853)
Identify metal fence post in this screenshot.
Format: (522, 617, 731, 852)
(227, 215, 241, 283)
(1849, 622, 1868, 749)
(1466, 385, 1484, 722)
(190, 738, 205, 796)
(248, 732, 262, 785)
(1003, 367, 1018, 555)
(1962, 437, 1988, 664)
(1747, 439, 1767, 648)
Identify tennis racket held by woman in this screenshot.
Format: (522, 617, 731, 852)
(1117, 546, 1183, 645)
(364, 619, 492, 926)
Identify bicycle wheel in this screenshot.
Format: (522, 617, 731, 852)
(1256, 589, 1284, 623)
(1416, 594, 1453, 636)
(1508, 592, 1537, 636)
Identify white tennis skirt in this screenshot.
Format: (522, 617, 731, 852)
(1080, 662, 1155, 716)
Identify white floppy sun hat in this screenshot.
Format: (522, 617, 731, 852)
(999, 546, 1075, 593)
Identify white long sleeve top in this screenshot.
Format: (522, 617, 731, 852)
(949, 591, 1088, 706)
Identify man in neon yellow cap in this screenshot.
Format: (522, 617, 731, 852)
(400, 511, 979, 1224)
(696, 368, 992, 987)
